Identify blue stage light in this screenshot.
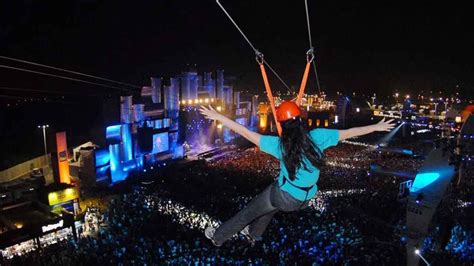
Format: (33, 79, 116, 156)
(410, 173, 440, 192)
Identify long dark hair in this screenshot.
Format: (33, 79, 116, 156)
(280, 117, 324, 181)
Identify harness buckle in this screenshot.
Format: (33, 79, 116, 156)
(306, 48, 315, 63)
(255, 50, 264, 64)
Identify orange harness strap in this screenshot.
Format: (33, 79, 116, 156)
(296, 50, 314, 106)
(258, 51, 314, 136)
(259, 63, 282, 136)
(296, 61, 311, 106)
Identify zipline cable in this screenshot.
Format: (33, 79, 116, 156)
(0, 64, 136, 93)
(262, 60, 293, 94)
(312, 59, 322, 96)
(0, 55, 141, 89)
(0, 87, 104, 97)
(215, 0, 293, 94)
(304, 0, 314, 49)
(215, 0, 258, 55)
(0, 95, 82, 105)
(0, 94, 26, 99)
(304, 0, 322, 95)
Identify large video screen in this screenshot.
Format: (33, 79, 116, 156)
(152, 132, 169, 154)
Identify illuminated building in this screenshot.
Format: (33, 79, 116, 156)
(181, 71, 198, 102)
(216, 70, 224, 101)
(251, 95, 259, 116)
(120, 96, 133, 124)
(223, 86, 233, 105)
(203, 72, 216, 98)
(150, 77, 162, 103)
(164, 78, 180, 117)
(233, 91, 240, 107)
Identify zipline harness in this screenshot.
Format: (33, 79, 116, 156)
(216, 0, 321, 136)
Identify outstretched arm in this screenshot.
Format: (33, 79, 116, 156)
(338, 118, 395, 141)
(199, 105, 262, 146)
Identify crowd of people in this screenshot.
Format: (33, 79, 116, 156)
(1, 135, 473, 265)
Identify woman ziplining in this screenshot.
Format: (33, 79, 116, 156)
(200, 103, 395, 247)
(201, 1, 395, 247)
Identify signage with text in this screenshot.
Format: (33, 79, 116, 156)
(41, 220, 64, 233)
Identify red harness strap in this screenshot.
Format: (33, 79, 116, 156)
(259, 63, 282, 136)
(297, 51, 315, 106)
(296, 61, 311, 106)
(258, 51, 314, 136)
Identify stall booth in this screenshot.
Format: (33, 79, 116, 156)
(0, 201, 76, 252)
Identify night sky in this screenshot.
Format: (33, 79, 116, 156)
(1, 0, 473, 98)
(0, 0, 473, 168)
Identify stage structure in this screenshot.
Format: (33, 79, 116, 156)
(102, 77, 175, 184)
(88, 70, 245, 184)
(179, 70, 247, 150)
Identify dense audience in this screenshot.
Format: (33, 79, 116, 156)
(1, 136, 473, 265)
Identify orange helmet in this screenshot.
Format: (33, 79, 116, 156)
(276, 101, 301, 122)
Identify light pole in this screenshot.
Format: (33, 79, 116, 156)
(415, 249, 431, 266)
(38, 125, 49, 157)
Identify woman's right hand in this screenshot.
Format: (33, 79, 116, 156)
(199, 105, 222, 121)
(372, 118, 396, 132)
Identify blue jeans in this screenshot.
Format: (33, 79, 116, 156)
(213, 181, 307, 245)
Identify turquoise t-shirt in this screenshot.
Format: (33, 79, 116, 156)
(259, 128, 339, 201)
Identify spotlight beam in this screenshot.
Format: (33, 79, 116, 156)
(377, 121, 404, 146)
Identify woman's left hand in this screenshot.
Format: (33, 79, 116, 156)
(199, 105, 222, 120)
(372, 118, 396, 132)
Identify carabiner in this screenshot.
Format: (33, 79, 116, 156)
(306, 48, 315, 63)
(255, 50, 264, 65)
